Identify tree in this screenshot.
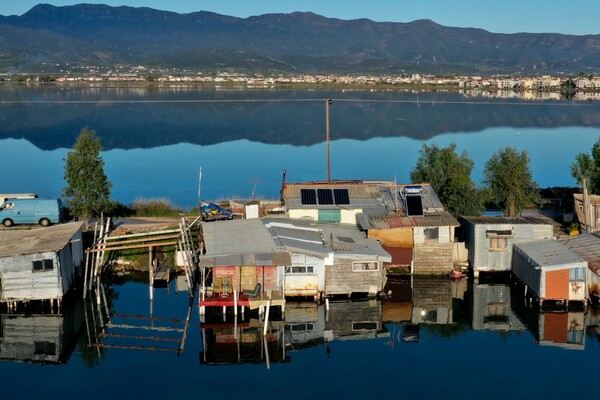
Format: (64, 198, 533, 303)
(63, 128, 112, 220)
(410, 143, 484, 217)
(483, 146, 539, 217)
(570, 152, 595, 189)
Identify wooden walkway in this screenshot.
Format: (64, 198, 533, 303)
(153, 261, 170, 282)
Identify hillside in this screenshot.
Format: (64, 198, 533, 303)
(1, 4, 599, 74)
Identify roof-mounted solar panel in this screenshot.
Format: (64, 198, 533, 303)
(317, 188, 334, 205)
(300, 188, 317, 205)
(334, 188, 350, 205)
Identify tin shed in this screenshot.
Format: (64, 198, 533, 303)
(512, 240, 587, 304)
(462, 216, 553, 277)
(0, 222, 84, 305)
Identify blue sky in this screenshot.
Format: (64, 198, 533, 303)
(2, 0, 599, 35)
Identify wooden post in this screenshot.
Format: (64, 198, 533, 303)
(263, 299, 271, 335)
(325, 99, 332, 183)
(149, 246, 154, 301)
(234, 290, 238, 316)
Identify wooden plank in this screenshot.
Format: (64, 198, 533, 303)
(87, 241, 178, 253)
(92, 343, 179, 352)
(106, 229, 180, 240)
(105, 323, 184, 333)
(96, 234, 180, 247)
(98, 332, 181, 342)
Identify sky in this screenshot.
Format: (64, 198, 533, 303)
(2, 0, 600, 35)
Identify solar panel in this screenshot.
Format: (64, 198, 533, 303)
(300, 188, 317, 205)
(406, 194, 424, 216)
(317, 188, 334, 205)
(333, 188, 350, 205)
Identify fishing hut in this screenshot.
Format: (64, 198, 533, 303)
(512, 239, 587, 307)
(0, 222, 84, 310)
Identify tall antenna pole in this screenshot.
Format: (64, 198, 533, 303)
(326, 99, 333, 184)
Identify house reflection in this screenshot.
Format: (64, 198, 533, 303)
(200, 298, 388, 365)
(200, 319, 289, 366)
(469, 277, 526, 332)
(0, 299, 85, 364)
(510, 283, 586, 350)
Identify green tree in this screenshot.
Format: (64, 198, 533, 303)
(570, 152, 595, 189)
(410, 143, 484, 217)
(63, 128, 112, 220)
(483, 146, 539, 217)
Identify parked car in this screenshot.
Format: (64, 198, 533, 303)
(201, 203, 233, 221)
(0, 198, 63, 227)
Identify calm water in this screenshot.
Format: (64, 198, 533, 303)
(1, 87, 600, 207)
(1, 276, 598, 400)
(2, 87, 600, 398)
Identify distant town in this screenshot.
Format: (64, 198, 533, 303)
(3, 65, 600, 100)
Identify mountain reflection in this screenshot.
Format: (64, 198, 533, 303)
(2, 88, 600, 150)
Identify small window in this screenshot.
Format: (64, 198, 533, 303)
(352, 321, 379, 331)
(286, 323, 315, 332)
(489, 238, 508, 252)
(423, 228, 439, 242)
(288, 266, 315, 274)
(570, 268, 585, 282)
(34, 341, 56, 356)
(32, 259, 54, 272)
(352, 262, 379, 272)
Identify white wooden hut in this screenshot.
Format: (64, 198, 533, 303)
(0, 222, 84, 306)
(512, 240, 587, 305)
(462, 216, 553, 277)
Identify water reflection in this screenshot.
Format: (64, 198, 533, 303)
(3, 273, 596, 370)
(2, 88, 600, 150)
(0, 299, 85, 364)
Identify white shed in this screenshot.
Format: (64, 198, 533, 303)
(0, 222, 84, 305)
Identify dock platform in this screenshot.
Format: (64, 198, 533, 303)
(199, 291, 285, 315)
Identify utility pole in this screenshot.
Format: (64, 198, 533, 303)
(326, 99, 333, 184)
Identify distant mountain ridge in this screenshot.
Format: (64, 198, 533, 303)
(1, 3, 599, 74)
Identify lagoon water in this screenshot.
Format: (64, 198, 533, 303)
(2, 87, 600, 399)
(1, 276, 599, 400)
(1, 87, 600, 207)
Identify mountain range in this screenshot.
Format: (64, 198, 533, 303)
(1, 4, 600, 75)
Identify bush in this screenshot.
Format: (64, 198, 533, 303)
(130, 197, 182, 217)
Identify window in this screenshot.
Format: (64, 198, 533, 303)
(34, 341, 56, 356)
(570, 268, 585, 282)
(423, 228, 439, 242)
(489, 237, 508, 251)
(287, 265, 315, 274)
(352, 261, 379, 272)
(352, 321, 379, 331)
(286, 323, 315, 332)
(486, 230, 512, 252)
(32, 259, 54, 272)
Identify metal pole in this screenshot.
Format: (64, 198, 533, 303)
(326, 99, 332, 183)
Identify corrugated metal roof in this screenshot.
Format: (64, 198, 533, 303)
(560, 233, 600, 271)
(283, 181, 444, 212)
(0, 222, 84, 258)
(202, 219, 282, 255)
(462, 216, 551, 225)
(366, 211, 459, 229)
(574, 193, 600, 204)
(319, 223, 392, 262)
(514, 240, 586, 268)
